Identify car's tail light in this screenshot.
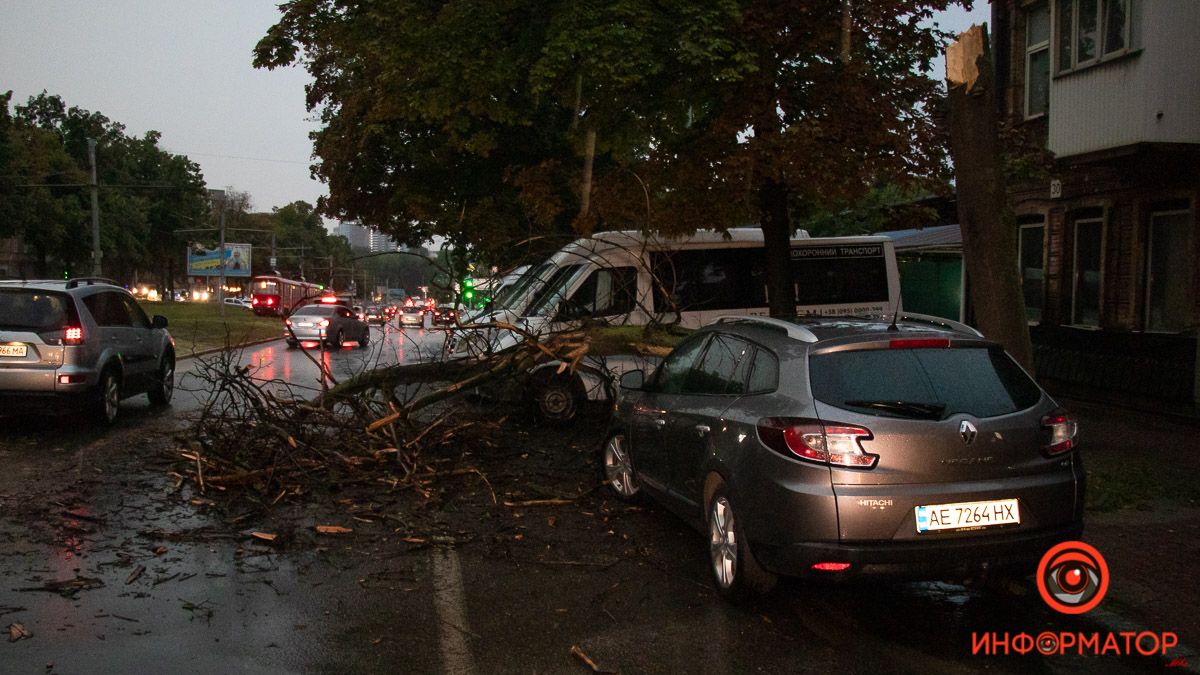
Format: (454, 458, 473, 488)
(64, 326, 84, 345)
(267, 297, 275, 306)
(811, 562, 851, 572)
(252, 297, 259, 305)
(318, 319, 330, 328)
(1041, 407, 1078, 456)
(284, 318, 292, 326)
(757, 418, 877, 468)
(889, 338, 951, 349)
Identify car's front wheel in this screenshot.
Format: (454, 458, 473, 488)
(92, 369, 121, 426)
(707, 481, 777, 600)
(148, 355, 174, 406)
(602, 434, 640, 501)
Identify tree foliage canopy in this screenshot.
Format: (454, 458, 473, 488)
(0, 91, 208, 280)
(256, 0, 960, 306)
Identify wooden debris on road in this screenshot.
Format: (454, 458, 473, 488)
(8, 622, 31, 642)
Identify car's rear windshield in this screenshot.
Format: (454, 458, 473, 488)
(404, 307, 420, 313)
(294, 305, 336, 316)
(0, 289, 73, 331)
(809, 346, 1042, 419)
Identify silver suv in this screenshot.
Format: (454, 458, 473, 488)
(0, 278, 175, 425)
(605, 315, 1082, 599)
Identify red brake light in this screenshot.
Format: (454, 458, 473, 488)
(889, 338, 951, 349)
(318, 319, 330, 328)
(757, 418, 877, 468)
(64, 326, 84, 345)
(1041, 407, 1078, 456)
(319, 295, 337, 304)
(284, 318, 292, 326)
(811, 562, 851, 572)
(266, 297, 275, 305)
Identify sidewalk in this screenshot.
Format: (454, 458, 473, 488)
(1064, 398, 1200, 652)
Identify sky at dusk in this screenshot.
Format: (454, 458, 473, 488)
(1, 1, 990, 220)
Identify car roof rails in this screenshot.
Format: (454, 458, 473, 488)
(897, 312, 984, 337)
(713, 315, 818, 343)
(65, 277, 121, 289)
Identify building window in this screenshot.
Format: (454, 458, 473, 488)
(1025, 2, 1051, 118)
(1019, 218, 1046, 323)
(1057, 0, 1133, 72)
(1145, 208, 1194, 332)
(1071, 215, 1105, 327)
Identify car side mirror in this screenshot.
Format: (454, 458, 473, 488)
(620, 370, 644, 391)
(152, 315, 168, 330)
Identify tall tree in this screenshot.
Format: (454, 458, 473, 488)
(256, 1, 958, 311)
(2, 92, 207, 282)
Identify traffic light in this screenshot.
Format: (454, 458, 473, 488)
(62, 269, 69, 280)
(462, 276, 475, 304)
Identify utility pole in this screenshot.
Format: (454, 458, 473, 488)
(87, 139, 101, 276)
(208, 189, 228, 318)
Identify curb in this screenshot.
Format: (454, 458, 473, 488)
(179, 336, 284, 361)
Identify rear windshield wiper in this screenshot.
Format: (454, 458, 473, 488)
(843, 400, 946, 419)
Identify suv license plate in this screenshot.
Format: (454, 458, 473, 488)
(0, 345, 28, 357)
(915, 499, 1020, 533)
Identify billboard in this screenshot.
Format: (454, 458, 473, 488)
(187, 243, 252, 278)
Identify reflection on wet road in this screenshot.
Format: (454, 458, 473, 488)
(174, 323, 449, 413)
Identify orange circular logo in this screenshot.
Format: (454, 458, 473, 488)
(1037, 541, 1109, 614)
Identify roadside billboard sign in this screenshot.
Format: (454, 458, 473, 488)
(187, 243, 252, 277)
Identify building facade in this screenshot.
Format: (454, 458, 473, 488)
(993, 0, 1200, 405)
(336, 221, 398, 254)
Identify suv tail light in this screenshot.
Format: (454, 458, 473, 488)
(1041, 407, 1078, 456)
(64, 326, 84, 345)
(757, 418, 877, 468)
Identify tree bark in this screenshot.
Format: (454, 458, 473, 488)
(759, 177, 793, 317)
(577, 128, 597, 237)
(946, 25, 1034, 371)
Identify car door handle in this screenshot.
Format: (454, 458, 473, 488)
(653, 419, 667, 428)
(695, 424, 711, 437)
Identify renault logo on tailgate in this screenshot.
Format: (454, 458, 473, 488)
(959, 420, 978, 445)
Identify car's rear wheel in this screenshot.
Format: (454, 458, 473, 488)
(326, 329, 344, 350)
(359, 329, 370, 348)
(148, 355, 174, 406)
(529, 369, 584, 425)
(602, 434, 640, 501)
(707, 482, 777, 600)
(92, 369, 121, 426)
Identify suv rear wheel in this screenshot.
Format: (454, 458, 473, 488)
(148, 355, 175, 406)
(93, 369, 121, 425)
(707, 481, 777, 600)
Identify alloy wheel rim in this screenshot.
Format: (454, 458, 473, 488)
(104, 376, 119, 421)
(162, 363, 174, 400)
(604, 436, 634, 496)
(709, 497, 737, 589)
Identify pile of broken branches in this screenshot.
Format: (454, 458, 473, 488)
(176, 326, 596, 506)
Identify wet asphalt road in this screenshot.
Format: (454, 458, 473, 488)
(0, 322, 1188, 673)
